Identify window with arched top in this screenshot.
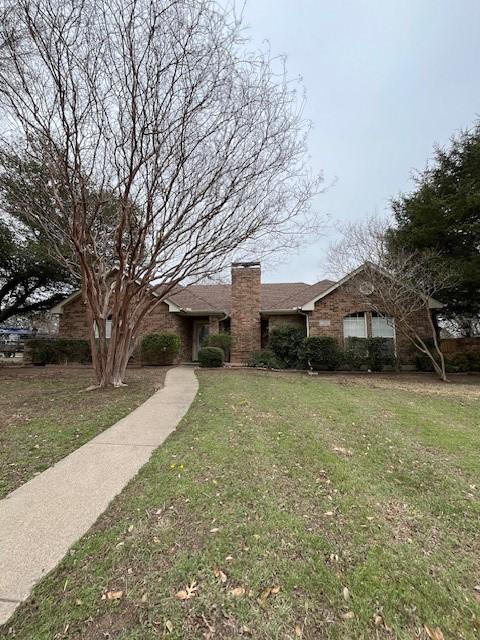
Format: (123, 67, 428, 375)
(343, 312, 367, 339)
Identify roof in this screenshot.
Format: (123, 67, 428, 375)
(166, 280, 335, 314)
(50, 278, 337, 315)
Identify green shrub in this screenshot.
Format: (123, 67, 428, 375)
(367, 337, 395, 371)
(26, 338, 91, 365)
(439, 351, 480, 373)
(467, 351, 480, 371)
(344, 337, 394, 371)
(205, 332, 232, 361)
(141, 332, 181, 366)
(268, 324, 306, 369)
(303, 336, 342, 371)
(446, 352, 471, 373)
(344, 337, 370, 370)
(198, 346, 224, 368)
(247, 349, 282, 369)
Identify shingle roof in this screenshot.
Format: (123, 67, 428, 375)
(168, 279, 335, 314)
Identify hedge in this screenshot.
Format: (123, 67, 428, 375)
(344, 337, 394, 371)
(205, 332, 232, 361)
(198, 346, 224, 368)
(268, 324, 306, 369)
(26, 338, 91, 365)
(141, 333, 181, 366)
(303, 336, 342, 371)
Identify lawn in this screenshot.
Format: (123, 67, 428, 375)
(2, 370, 480, 639)
(0, 365, 167, 498)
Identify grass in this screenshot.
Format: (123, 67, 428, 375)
(0, 366, 167, 498)
(2, 370, 480, 639)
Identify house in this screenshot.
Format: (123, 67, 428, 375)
(52, 262, 440, 364)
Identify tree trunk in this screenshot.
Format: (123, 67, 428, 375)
(427, 309, 448, 382)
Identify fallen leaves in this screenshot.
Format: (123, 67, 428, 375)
(342, 586, 350, 601)
(258, 585, 280, 606)
(424, 626, 444, 640)
(102, 590, 123, 601)
(333, 446, 353, 457)
(175, 580, 197, 601)
(229, 586, 246, 597)
(213, 567, 227, 583)
(341, 611, 355, 620)
(373, 613, 392, 632)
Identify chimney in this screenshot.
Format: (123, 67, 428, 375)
(230, 262, 261, 363)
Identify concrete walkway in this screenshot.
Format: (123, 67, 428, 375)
(0, 366, 198, 625)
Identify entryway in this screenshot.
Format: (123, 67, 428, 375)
(192, 320, 209, 361)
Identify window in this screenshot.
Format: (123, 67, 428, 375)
(371, 313, 395, 339)
(94, 317, 112, 339)
(343, 312, 367, 338)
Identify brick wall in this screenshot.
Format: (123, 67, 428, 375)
(307, 275, 433, 364)
(265, 314, 306, 331)
(230, 263, 261, 363)
(58, 295, 192, 363)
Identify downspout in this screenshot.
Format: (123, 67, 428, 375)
(297, 308, 310, 336)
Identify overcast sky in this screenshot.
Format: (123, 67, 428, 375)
(241, 0, 480, 283)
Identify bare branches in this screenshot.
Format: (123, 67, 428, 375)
(328, 215, 457, 381)
(0, 0, 324, 385)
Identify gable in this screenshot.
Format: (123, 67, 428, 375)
(300, 263, 443, 310)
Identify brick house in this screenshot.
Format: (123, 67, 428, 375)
(52, 262, 441, 365)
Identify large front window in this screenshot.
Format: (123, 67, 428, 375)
(343, 312, 367, 338)
(371, 312, 395, 339)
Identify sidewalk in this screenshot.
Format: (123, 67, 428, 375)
(0, 366, 198, 624)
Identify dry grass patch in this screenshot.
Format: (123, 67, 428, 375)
(0, 365, 167, 497)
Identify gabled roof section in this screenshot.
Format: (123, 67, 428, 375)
(50, 291, 82, 314)
(299, 263, 444, 310)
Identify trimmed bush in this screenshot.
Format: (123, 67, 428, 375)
(26, 338, 91, 365)
(198, 346, 224, 368)
(205, 332, 232, 361)
(247, 349, 282, 369)
(367, 337, 395, 371)
(344, 337, 370, 370)
(303, 336, 342, 371)
(344, 337, 394, 371)
(141, 332, 181, 366)
(444, 351, 480, 373)
(467, 351, 480, 371)
(268, 324, 306, 369)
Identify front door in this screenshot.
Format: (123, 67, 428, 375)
(192, 321, 209, 361)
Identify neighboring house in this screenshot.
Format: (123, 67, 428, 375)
(51, 262, 441, 364)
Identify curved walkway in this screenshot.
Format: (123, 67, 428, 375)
(0, 366, 198, 624)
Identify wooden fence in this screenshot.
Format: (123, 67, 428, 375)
(441, 337, 480, 354)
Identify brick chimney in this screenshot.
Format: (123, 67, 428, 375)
(230, 262, 261, 363)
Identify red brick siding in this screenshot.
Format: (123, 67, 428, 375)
(266, 314, 306, 332)
(58, 296, 192, 362)
(230, 265, 261, 363)
(308, 275, 433, 364)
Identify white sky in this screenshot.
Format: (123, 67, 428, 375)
(241, 0, 480, 283)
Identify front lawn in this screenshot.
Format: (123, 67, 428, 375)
(0, 366, 167, 498)
(3, 371, 480, 639)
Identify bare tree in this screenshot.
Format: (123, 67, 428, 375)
(0, 0, 324, 386)
(328, 216, 456, 381)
